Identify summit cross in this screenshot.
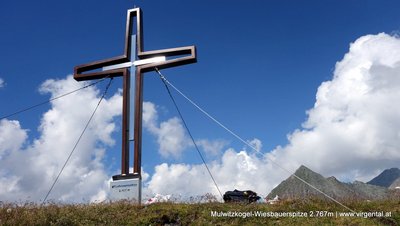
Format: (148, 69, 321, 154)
(74, 8, 196, 181)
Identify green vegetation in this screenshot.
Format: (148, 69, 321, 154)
(0, 199, 399, 225)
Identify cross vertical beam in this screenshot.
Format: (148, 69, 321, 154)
(73, 8, 196, 184)
(122, 70, 130, 175)
(133, 68, 143, 175)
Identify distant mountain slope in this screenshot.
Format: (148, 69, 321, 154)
(389, 178, 400, 190)
(367, 168, 400, 188)
(267, 165, 389, 201)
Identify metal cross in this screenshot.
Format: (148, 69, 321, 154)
(74, 8, 196, 180)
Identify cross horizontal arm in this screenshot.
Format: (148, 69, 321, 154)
(139, 46, 195, 58)
(74, 55, 128, 81)
(101, 56, 167, 71)
(74, 46, 196, 81)
(138, 46, 197, 73)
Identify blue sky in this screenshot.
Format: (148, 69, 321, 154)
(2, 0, 400, 202)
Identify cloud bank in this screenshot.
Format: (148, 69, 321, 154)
(1, 33, 400, 202)
(144, 33, 400, 198)
(0, 76, 122, 203)
(268, 33, 400, 181)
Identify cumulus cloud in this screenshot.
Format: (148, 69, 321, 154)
(247, 138, 262, 152)
(0, 120, 27, 158)
(0, 75, 122, 203)
(3, 33, 400, 203)
(142, 102, 228, 159)
(143, 102, 191, 158)
(267, 33, 400, 182)
(144, 146, 275, 199)
(0, 78, 4, 88)
(0, 75, 225, 203)
(144, 33, 400, 198)
(196, 139, 227, 156)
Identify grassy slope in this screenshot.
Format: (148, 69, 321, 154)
(0, 199, 399, 225)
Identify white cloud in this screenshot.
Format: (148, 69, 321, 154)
(157, 118, 189, 158)
(3, 33, 400, 203)
(247, 138, 262, 152)
(144, 33, 400, 198)
(0, 75, 122, 203)
(196, 139, 227, 156)
(0, 78, 4, 88)
(142, 102, 228, 159)
(268, 33, 400, 182)
(0, 75, 227, 203)
(144, 145, 276, 200)
(143, 102, 190, 158)
(0, 120, 27, 158)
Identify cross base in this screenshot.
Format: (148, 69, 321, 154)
(110, 174, 142, 203)
(112, 173, 141, 180)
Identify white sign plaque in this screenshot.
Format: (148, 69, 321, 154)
(110, 178, 141, 202)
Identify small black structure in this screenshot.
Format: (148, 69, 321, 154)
(223, 189, 261, 203)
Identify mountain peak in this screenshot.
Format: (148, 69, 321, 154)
(296, 165, 311, 172)
(367, 168, 400, 188)
(294, 165, 318, 176)
(268, 166, 391, 201)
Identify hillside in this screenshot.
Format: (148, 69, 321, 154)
(0, 200, 399, 225)
(267, 165, 390, 201)
(389, 178, 400, 190)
